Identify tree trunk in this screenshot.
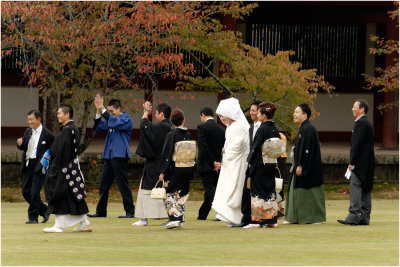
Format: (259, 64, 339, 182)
(45, 93, 60, 136)
(79, 99, 96, 154)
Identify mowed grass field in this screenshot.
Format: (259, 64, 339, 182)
(1, 198, 398, 266)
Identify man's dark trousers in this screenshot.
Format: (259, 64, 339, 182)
(96, 158, 135, 216)
(241, 177, 251, 224)
(22, 159, 47, 221)
(198, 170, 219, 219)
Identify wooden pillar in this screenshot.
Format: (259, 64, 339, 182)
(382, 13, 399, 149)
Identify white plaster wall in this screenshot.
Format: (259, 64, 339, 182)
(313, 93, 374, 131)
(1, 86, 39, 127)
(0, 87, 375, 132)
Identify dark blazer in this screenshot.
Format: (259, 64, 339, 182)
(196, 119, 225, 174)
(350, 115, 375, 192)
(291, 119, 323, 189)
(17, 125, 54, 173)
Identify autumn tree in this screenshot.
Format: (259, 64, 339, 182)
(363, 4, 399, 111)
(2, 1, 332, 150)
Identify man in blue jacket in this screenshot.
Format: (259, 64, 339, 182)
(88, 94, 135, 218)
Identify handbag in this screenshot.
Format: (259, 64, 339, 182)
(150, 180, 167, 199)
(275, 167, 283, 191)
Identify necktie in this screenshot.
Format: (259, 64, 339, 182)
(26, 130, 36, 166)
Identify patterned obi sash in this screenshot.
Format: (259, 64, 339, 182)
(262, 137, 286, 164)
(172, 140, 197, 167)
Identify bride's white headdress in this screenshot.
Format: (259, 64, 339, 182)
(216, 97, 250, 129)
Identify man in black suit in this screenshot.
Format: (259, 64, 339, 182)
(229, 101, 261, 227)
(338, 99, 374, 226)
(17, 110, 54, 224)
(197, 107, 225, 220)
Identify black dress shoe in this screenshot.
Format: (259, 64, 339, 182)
(337, 219, 357, 226)
(358, 218, 370, 225)
(197, 217, 207, 220)
(26, 219, 38, 224)
(118, 214, 134, 218)
(87, 213, 107, 218)
(41, 213, 50, 223)
(229, 222, 246, 227)
(211, 218, 221, 222)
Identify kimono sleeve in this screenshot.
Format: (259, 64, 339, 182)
(297, 127, 313, 168)
(53, 129, 75, 169)
(158, 132, 175, 175)
(136, 118, 156, 158)
(225, 122, 247, 161)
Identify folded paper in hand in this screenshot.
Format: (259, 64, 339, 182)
(344, 168, 352, 180)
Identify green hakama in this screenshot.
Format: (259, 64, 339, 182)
(285, 174, 326, 224)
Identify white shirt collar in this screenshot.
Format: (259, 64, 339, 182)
(32, 124, 43, 135)
(254, 121, 261, 127)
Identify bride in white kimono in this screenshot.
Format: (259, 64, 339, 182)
(212, 98, 250, 225)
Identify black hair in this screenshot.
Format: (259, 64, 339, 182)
(156, 103, 171, 119)
(297, 103, 311, 119)
(59, 104, 74, 119)
(356, 99, 369, 114)
(252, 100, 261, 107)
(27, 110, 42, 121)
(258, 102, 277, 119)
(171, 109, 185, 127)
(200, 107, 214, 117)
(108, 99, 122, 109)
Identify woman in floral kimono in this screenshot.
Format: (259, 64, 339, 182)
(158, 109, 196, 229)
(246, 102, 280, 228)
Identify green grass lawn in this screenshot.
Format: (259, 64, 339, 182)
(1, 198, 398, 266)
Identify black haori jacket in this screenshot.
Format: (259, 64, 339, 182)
(136, 118, 172, 190)
(44, 121, 88, 215)
(350, 116, 375, 192)
(291, 119, 324, 189)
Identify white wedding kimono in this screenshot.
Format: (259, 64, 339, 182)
(212, 98, 250, 225)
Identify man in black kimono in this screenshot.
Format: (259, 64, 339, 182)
(338, 99, 374, 226)
(132, 101, 172, 226)
(284, 103, 326, 224)
(197, 107, 225, 220)
(43, 104, 91, 233)
(17, 110, 54, 224)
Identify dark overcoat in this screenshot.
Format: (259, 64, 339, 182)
(196, 119, 225, 175)
(350, 116, 375, 192)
